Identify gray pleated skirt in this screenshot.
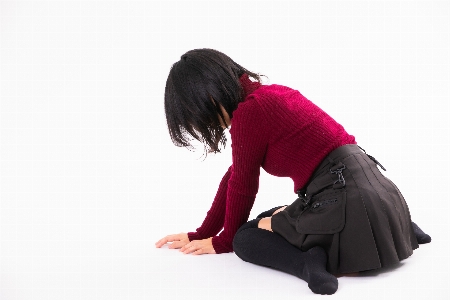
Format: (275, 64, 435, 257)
(271, 144, 419, 274)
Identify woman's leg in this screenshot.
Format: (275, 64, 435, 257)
(256, 205, 287, 218)
(232, 217, 338, 295)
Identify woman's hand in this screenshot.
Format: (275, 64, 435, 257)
(155, 233, 190, 249)
(155, 234, 216, 255)
(180, 237, 216, 255)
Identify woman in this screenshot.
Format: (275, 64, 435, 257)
(155, 48, 431, 295)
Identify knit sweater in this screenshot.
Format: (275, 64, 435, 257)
(187, 74, 357, 254)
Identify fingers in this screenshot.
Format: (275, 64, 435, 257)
(192, 249, 204, 255)
(181, 243, 199, 255)
(180, 238, 215, 255)
(155, 234, 183, 248)
(155, 235, 215, 255)
(168, 240, 189, 249)
(154, 236, 171, 248)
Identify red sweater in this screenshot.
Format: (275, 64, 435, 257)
(187, 74, 356, 253)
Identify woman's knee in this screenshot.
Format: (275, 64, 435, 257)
(235, 218, 260, 235)
(233, 229, 253, 261)
(233, 219, 260, 259)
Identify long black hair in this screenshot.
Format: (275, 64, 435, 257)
(164, 48, 261, 156)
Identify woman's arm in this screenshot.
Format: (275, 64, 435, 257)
(187, 165, 232, 241)
(180, 95, 269, 254)
(156, 166, 231, 254)
(211, 97, 270, 253)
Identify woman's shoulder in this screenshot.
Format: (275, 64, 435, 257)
(250, 83, 307, 104)
(231, 85, 287, 127)
(241, 83, 307, 112)
(254, 82, 298, 95)
(231, 86, 282, 129)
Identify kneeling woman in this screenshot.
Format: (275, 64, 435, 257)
(155, 48, 431, 295)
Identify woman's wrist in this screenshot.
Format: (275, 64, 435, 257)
(187, 231, 203, 241)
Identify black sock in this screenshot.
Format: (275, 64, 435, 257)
(233, 219, 338, 295)
(411, 221, 431, 244)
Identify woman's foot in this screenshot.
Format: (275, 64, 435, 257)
(302, 247, 339, 295)
(233, 220, 338, 295)
(411, 222, 431, 244)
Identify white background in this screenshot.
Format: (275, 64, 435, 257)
(0, 0, 448, 299)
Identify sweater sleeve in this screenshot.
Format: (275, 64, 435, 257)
(211, 97, 269, 253)
(187, 165, 232, 241)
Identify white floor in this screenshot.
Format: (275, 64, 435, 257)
(0, 218, 445, 300)
(147, 233, 443, 300)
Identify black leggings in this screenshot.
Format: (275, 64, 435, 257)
(232, 205, 304, 270)
(232, 206, 431, 276)
(232, 205, 339, 295)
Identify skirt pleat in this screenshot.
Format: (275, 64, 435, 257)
(271, 144, 419, 275)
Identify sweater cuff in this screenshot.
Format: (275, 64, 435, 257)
(211, 236, 234, 254)
(187, 232, 203, 241)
